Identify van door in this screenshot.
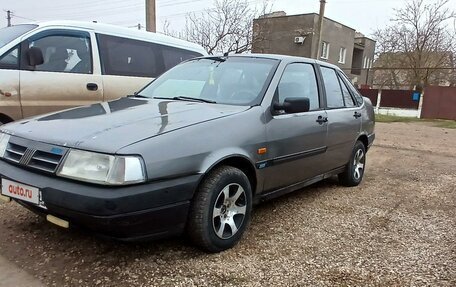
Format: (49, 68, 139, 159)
(0, 45, 22, 122)
(96, 34, 203, 100)
(96, 34, 157, 100)
(19, 29, 103, 117)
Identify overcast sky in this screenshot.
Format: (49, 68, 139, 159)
(1, 0, 454, 37)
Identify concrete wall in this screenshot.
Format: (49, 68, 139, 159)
(252, 14, 316, 57)
(317, 18, 355, 70)
(357, 37, 376, 86)
(252, 13, 376, 86)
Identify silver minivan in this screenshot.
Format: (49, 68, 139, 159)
(0, 21, 207, 124)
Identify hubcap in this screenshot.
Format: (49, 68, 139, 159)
(353, 149, 365, 180)
(212, 183, 247, 239)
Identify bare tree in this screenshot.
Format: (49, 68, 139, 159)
(181, 0, 271, 55)
(373, 0, 456, 89)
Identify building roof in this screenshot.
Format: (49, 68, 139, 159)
(254, 12, 356, 32)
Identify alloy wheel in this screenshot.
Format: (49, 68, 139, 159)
(212, 183, 247, 239)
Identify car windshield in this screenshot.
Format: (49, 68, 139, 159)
(139, 57, 278, 106)
(0, 24, 37, 49)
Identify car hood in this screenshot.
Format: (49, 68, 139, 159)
(3, 98, 250, 153)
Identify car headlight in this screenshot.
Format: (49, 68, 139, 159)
(57, 149, 146, 185)
(0, 133, 11, 158)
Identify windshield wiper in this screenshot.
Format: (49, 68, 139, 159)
(153, 96, 216, 104)
(127, 94, 150, 99)
(203, 56, 227, 62)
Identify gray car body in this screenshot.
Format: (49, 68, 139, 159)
(2, 54, 375, 201)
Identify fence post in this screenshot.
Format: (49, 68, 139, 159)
(417, 89, 425, 119)
(376, 89, 382, 113)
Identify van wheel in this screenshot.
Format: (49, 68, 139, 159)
(339, 141, 366, 187)
(187, 166, 252, 253)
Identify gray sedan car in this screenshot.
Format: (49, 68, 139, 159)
(0, 54, 375, 252)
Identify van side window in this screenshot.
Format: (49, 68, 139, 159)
(321, 66, 345, 108)
(275, 63, 320, 111)
(30, 35, 92, 74)
(0, 46, 19, 69)
(162, 46, 202, 70)
(97, 34, 162, 78)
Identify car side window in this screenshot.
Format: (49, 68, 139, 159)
(339, 76, 356, 107)
(97, 34, 162, 78)
(0, 46, 19, 69)
(321, 66, 345, 109)
(339, 71, 364, 105)
(276, 63, 319, 111)
(30, 35, 92, 74)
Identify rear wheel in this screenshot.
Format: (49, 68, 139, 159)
(338, 141, 366, 186)
(187, 166, 252, 253)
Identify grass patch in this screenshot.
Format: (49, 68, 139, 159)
(375, 114, 420, 123)
(376, 114, 456, 129)
(431, 120, 456, 129)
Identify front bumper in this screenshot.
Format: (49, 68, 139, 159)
(0, 160, 202, 240)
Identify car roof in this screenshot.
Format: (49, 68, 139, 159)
(30, 20, 207, 55)
(209, 53, 342, 70)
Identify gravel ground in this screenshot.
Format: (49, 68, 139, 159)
(0, 121, 455, 287)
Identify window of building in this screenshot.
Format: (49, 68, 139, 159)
(321, 66, 345, 108)
(363, 56, 372, 69)
(320, 41, 329, 60)
(276, 63, 320, 111)
(338, 47, 346, 64)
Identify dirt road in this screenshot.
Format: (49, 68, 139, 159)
(0, 122, 455, 286)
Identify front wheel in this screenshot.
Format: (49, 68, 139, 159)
(187, 166, 252, 253)
(338, 141, 366, 186)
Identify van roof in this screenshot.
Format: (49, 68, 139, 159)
(33, 20, 207, 55)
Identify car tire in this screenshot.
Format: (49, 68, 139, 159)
(338, 141, 366, 187)
(187, 166, 252, 253)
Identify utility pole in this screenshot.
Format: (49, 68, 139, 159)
(6, 10, 11, 27)
(314, 0, 326, 59)
(145, 0, 156, 32)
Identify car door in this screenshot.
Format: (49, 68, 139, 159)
(263, 63, 328, 191)
(0, 45, 22, 121)
(19, 29, 103, 117)
(319, 66, 361, 169)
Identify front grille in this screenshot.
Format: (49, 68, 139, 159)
(4, 142, 27, 163)
(3, 141, 65, 174)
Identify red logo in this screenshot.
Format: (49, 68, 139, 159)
(8, 184, 32, 199)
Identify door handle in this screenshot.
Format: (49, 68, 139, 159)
(353, 111, 362, 118)
(86, 83, 98, 91)
(316, 115, 328, 124)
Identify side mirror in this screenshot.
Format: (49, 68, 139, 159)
(273, 97, 310, 114)
(26, 47, 44, 67)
